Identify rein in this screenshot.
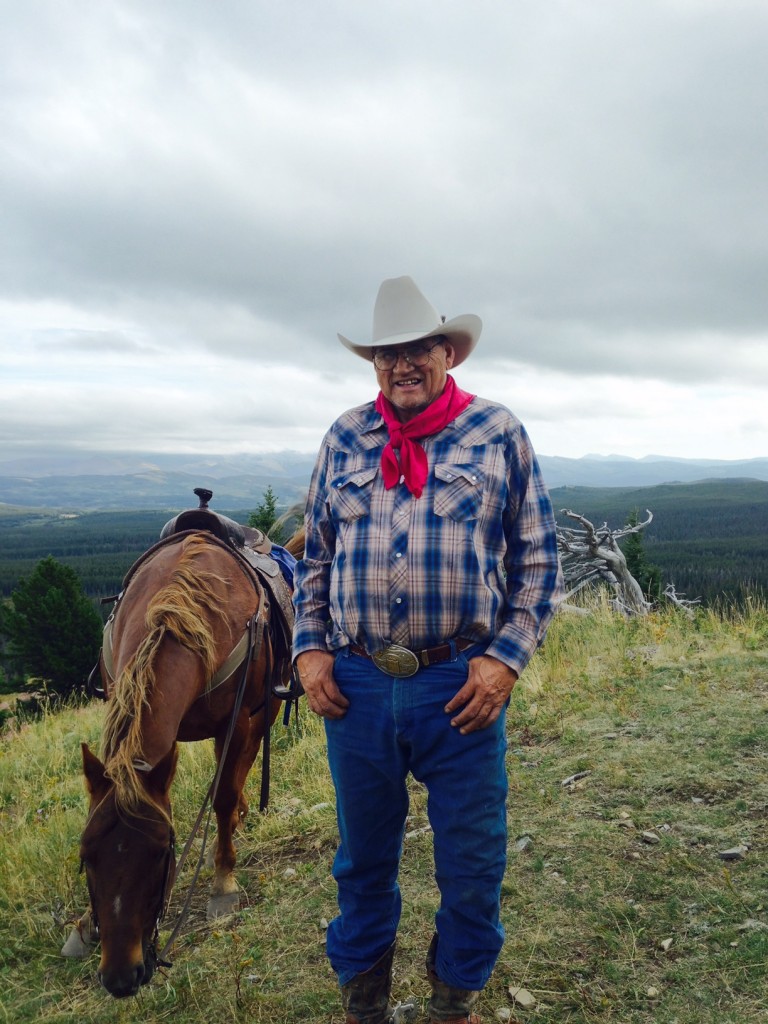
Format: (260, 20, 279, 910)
(84, 528, 302, 972)
(156, 603, 265, 965)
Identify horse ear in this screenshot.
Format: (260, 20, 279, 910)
(82, 743, 109, 799)
(147, 745, 179, 797)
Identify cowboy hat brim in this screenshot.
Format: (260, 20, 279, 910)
(338, 312, 482, 368)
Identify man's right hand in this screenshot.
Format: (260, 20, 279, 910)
(295, 650, 350, 719)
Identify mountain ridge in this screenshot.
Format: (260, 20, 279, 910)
(1, 451, 767, 509)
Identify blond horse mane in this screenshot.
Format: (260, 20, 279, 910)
(101, 534, 228, 818)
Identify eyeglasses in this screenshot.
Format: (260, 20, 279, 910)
(372, 340, 444, 371)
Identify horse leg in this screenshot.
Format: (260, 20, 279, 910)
(206, 711, 267, 918)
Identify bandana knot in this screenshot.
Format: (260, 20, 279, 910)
(375, 376, 474, 498)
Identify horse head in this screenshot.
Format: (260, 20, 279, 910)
(80, 743, 178, 998)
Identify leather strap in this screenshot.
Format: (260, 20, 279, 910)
(350, 637, 473, 669)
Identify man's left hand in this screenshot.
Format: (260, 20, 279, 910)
(444, 655, 518, 734)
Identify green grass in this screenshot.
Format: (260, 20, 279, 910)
(1, 598, 766, 1023)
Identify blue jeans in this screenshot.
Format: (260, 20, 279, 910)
(325, 645, 508, 991)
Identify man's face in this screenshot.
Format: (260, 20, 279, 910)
(374, 339, 456, 423)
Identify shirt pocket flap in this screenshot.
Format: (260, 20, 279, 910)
(434, 463, 484, 487)
(433, 463, 484, 520)
(330, 465, 379, 521)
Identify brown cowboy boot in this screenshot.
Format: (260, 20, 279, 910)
(340, 942, 397, 1024)
(426, 934, 482, 1024)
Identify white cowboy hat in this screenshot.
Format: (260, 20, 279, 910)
(338, 276, 482, 367)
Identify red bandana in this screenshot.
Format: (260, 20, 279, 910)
(375, 375, 475, 498)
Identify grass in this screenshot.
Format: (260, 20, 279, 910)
(0, 597, 766, 1023)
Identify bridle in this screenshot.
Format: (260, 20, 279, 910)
(81, 554, 295, 974)
(80, 818, 176, 973)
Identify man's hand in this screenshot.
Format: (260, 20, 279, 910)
(444, 655, 518, 734)
(295, 650, 349, 719)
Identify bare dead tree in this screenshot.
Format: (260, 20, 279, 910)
(558, 509, 654, 616)
(662, 583, 701, 619)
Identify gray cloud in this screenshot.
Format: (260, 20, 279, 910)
(1, 0, 767, 459)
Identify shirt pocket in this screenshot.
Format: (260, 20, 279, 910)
(329, 465, 378, 523)
(433, 463, 484, 521)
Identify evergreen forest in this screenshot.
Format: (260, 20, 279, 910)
(0, 478, 766, 607)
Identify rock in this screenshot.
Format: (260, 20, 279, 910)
(659, 937, 673, 951)
(616, 819, 636, 830)
(391, 1000, 418, 1023)
(514, 835, 533, 852)
(61, 911, 98, 958)
(320, 917, 329, 929)
(646, 987, 660, 999)
(718, 845, 749, 861)
(495, 1009, 513, 1022)
(61, 927, 92, 958)
(508, 986, 537, 1009)
(641, 831, 660, 845)
(282, 867, 298, 878)
(735, 919, 768, 932)
(405, 825, 432, 840)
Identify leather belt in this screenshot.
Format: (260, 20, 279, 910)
(349, 639, 473, 678)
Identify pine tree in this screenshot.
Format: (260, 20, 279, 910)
(2, 556, 103, 697)
(248, 485, 287, 543)
(621, 509, 663, 601)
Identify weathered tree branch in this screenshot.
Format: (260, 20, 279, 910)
(558, 508, 653, 616)
(662, 583, 701, 619)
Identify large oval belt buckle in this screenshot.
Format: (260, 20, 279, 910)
(372, 644, 420, 678)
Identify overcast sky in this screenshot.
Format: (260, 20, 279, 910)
(2, 0, 767, 462)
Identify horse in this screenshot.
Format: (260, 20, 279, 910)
(77, 516, 304, 999)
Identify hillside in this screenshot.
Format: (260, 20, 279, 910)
(1, 451, 768, 509)
(1, 601, 766, 1023)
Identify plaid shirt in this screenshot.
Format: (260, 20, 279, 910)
(293, 396, 564, 677)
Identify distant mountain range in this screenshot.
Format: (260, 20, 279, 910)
(1, 451, 767, 510)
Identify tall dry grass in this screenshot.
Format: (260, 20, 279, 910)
(1, 596, 766, 1023)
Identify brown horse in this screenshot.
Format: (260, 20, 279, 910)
(78, 526, 303, 998)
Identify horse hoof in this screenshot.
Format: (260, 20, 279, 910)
(206, 893, 240, 920)
(61, 926, 92, 958)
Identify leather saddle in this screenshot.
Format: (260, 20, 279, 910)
(93, 488, 297, 701)
(160, 487, 265, 552)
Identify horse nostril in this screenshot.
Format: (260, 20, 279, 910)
(98, 962, 145, 999)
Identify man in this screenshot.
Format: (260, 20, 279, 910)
(293, 276, 563, 1024)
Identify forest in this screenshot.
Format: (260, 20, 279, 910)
(0, 478, 766, 606)
(549, 479, 768, 604)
